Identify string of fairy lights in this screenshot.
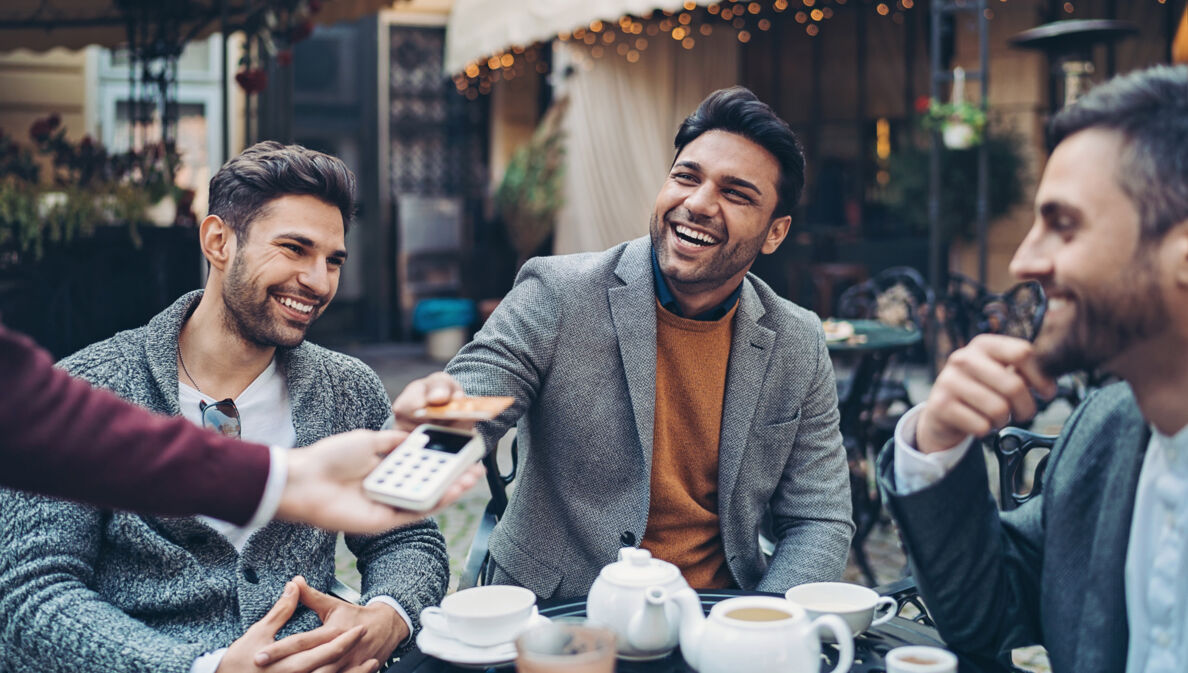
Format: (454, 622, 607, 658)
(451, 0, 1172, 98)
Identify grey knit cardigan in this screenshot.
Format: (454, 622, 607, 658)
(0, 291, 448, 673)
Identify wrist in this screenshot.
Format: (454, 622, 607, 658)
(275, 451, 313, 523)
(365, 602, 408, 653)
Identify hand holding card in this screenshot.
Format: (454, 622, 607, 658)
(413, 396, 515, 422)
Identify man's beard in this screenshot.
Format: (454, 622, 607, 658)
(221, 253, 318, 349)
(649, 210, 768, 293)
(1035, 252, 1168, 378)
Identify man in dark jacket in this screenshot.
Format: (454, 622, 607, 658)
(879, 65, 1188, 673)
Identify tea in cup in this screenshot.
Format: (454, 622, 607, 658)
(420, 585, 538, 647)
(784, 581, 897, 641)
(885, 645, 958, 673)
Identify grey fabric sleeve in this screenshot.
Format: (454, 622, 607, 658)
(877, 429, 1052, 656)
(0, 491, 206, 673)
(446, 258, 562, 453)
(757, 329, 855, 591)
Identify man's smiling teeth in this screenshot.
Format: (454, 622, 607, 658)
(277, 296, 314, 314)
(674, 224, 719, 246)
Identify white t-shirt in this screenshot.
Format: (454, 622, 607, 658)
(179, 358, 411, 673)
(179, 358, 296, 550)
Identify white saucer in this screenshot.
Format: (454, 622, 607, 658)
(416, 613, 551, 669)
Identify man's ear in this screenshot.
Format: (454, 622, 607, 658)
(1167, 220, 1188, 288)
(199, 215, 235, 271)
(761, 215, 793, 255)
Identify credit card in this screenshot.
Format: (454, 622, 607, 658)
(413, 396, 515, 421)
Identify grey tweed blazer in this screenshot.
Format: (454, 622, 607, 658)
(0, 291, 449, 673)
(447, 237, 853, 599)
(878, 382, 1148, 673)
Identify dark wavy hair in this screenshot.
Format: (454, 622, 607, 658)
(207, 140, 357, 240)
(673, 86, 805, 220)
(1050, 65, 1188, 241)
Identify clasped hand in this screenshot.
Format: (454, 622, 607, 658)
(218, 576, 406, 673)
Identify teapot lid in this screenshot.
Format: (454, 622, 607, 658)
(600, 548, 681, 586)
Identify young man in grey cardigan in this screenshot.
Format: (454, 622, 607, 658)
(0, 142, 448, 673)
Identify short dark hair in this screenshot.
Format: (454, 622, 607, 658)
(1050, 64, 1188, 241)
(673, 86, 805, 219)
(207, 140, 357, 240)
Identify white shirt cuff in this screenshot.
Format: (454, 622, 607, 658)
(190, 647, 227, 673)
(245, 446, 289, 528)
(367, 596, 415, 645)
(892, 404, 975, 494)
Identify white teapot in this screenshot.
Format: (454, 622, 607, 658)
(671, 588, 854, 673)
(585, 548, 691, 660)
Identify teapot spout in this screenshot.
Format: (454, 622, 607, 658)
(671, 587, 706, 670)
(626, 586, 673, 653)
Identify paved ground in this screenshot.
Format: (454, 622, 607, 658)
(335, 344, 1060, 672)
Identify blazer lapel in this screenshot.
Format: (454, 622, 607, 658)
(1076, 404, 1149, 672)
(717, 281, 774, 511)
(608, 240, 658, 472)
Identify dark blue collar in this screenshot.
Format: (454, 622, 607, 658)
(650, 247, 742, 321)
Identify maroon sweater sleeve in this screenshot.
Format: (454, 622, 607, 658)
(0, 322, 271, 525)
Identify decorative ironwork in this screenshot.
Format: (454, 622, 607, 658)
(389, 26, 488, 199)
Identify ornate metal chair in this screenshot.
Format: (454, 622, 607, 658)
(835, 267, 934, 585)
(458, 438, 518, 590)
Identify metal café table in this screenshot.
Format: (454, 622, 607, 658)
(827, 318, 923, 447)
(827, 319, 923, 586)
(387, 589, 963, 673)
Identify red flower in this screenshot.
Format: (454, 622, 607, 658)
(29, 118, 53, 142)
(914, 95, 932, 115)
(80, 135, 94, 150)
(277, 49, 293, 67)
(235, 68, 269, 93)
(47, 113, 61, 130)
(309, 0, 322, 12)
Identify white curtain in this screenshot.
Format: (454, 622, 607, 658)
(553, 33, 739, 254)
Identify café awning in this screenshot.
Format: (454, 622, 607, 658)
(0, 0, 395, 52)
(445, 0, 714, 75)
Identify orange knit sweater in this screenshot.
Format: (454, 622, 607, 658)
(640, 301, 737, 589)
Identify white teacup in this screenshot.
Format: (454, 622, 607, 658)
(885, 645, 958, 673)
(784, 582, 897, 641)
(420, 585, 538, 647)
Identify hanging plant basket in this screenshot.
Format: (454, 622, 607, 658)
(921, 100, 987, 149)
(918, 67, 987, 149)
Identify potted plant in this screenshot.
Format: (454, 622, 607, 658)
(877, 124, 1027, 242)
(1, 114, 190, 261)
(494, 99, 567, 266)
(918, 67, 987, 150)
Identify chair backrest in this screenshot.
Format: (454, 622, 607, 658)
(838, 266, 935, 332)
(457, 436, 518, 590)
(939, 273, 991, 349)
(989, 427, 1057, 511)
(879, 426, 1059, 627)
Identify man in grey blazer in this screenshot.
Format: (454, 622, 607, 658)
(0, 142, 450, 673)
(395, 87, 853, 599)
(877, 65, 1188, 673)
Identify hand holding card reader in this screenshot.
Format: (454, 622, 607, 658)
(364, 424, 485, 511)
